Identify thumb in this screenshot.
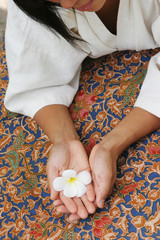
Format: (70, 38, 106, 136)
(93, 176, 111, 209)
(95, 185, 108, 209)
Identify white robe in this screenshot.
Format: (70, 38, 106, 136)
(4, 0, 160, 118)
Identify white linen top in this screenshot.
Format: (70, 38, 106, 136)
(4, 0, 160, 118)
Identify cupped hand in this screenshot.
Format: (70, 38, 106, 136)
(46, 140, 96, 219)
(89, 140, 117, 208)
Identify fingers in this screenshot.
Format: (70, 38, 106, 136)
(54, 199, 72, 214)
(57, 205, 71, 214)
(53, 197, 88, 221)
(72, 196, 96, 219)
(67, 213, 81, 223)
(59, 192, 77, 214)
(54, 194, 96, 220)
(52, 183, 96, 217)
(55, 206, 81, 223)
(53, 198, 81, 220)
(81, 194, 96, 215)
(86, 183, 95, 202)
(59, 192, 96, 216)
(89, 144, 117, 209)
(46, 160, 59, 200)
(53, 199, 63, 207)
(52, 183, 96, 219)
(73, 197, 88, 219)
(94, 182, 107, 208)
(93, 172, 116, 208)
(53, 200, 81, 222)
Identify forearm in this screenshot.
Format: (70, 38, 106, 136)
(34, 105, 79, 144)
(101, 107, 160, 158)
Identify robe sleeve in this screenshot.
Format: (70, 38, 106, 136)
(4, 0, 87, 118)
(134, 11, 160, 118)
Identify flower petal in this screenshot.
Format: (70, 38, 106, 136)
(53, 177, 66, 191)
(63, 182, 77, 198)
(62, 169, 77, 178)
(76, 181, 86, 197)
(77, 170, 92, 185)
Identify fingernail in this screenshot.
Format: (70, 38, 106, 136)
(99, 200, 105, 208)
(50, 194, 54, 200)
(94, 200, 97, 206)
(66, 218, 78, 224)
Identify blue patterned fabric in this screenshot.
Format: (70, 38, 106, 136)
(0, 40, 160, 239)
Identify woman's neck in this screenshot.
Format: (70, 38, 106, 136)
(96, 0, 120, 35)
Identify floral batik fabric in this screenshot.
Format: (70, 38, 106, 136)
(0, 39, 160, 239)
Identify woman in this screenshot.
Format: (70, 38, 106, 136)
(5, 0, 160, 222)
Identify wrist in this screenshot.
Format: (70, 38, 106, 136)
(52, 131, 80, 144)
(99, 132, 125, 162)
(34, 104, 79, 144)
(100, 107, 160, 159)
(100, 129, 130, 160)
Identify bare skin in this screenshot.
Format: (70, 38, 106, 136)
(33, 0, 160, 222)
(34, 105, 160, 222)
(50, 0, 120, 34)
(96, 0, 120, 34)
(34, 105, 96, 220)
(50, 0, 106, 12)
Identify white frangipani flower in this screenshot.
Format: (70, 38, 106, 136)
(53, 169, 92, 198)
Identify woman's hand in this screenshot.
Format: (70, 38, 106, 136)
(89, 140, 117, 208)
(89, 107, 160, 208)
(46, 140, 96, 220)
(34, 105, 96, 221)
(35, 103, 160, 221)
(51, 138, 118, 220)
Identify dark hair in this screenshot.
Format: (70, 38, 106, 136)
(13, 0, 80, 46)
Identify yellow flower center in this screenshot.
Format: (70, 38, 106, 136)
(67, 177, 76, 184)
